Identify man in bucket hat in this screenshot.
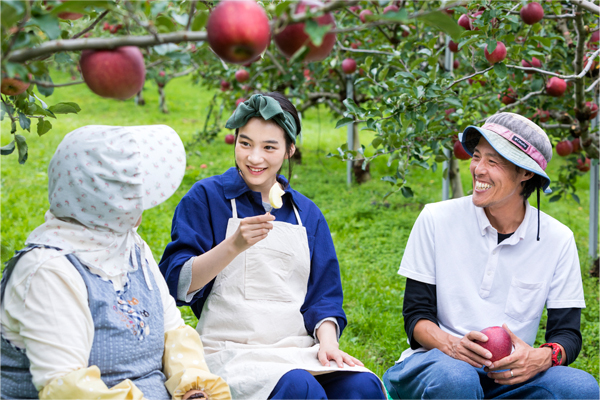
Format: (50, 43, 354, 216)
(383, 113, 599, 399)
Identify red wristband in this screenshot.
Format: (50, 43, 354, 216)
(540, 342, 563, 366)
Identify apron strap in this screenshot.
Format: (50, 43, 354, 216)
(230, 198, 238, 219)
(292, 203, 302, 227)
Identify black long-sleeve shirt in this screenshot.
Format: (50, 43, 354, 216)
(402, 233, 582, 365)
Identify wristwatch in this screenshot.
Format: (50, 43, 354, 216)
(540, 342, 563, 366)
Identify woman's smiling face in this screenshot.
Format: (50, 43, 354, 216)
(235, 117, 294, 196)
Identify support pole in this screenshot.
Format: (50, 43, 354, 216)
(346, 74, 355, 187)
(589, 92, 599, 261)
(442, 35, 453, 200)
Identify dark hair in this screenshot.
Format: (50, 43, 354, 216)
(515, 166, 543, 200)
(234, 92, 300, 182)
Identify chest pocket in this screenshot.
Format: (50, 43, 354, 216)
(504, 277, 546, 322)
(245, 247, 293, 302)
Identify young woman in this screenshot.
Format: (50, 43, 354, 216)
(159, 93, 385, 399)
(1, 125, 230, 400)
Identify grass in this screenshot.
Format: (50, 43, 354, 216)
(1, 70, 598, 382)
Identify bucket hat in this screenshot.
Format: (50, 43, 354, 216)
(459, 112, 552, 194)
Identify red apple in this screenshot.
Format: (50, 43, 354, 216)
(200, 164, 208, 169)
(520, 2, 544, 25)
(475, 326, 512, 363)
(274, 0, 336, 62)
(556, 140, 573, 156)
(571, 138, 581, 153)
(342, 58, 357, 74)
(448, 40, 459, 53)
(235, 69, 250, 83)
(220, 80, 231, 91)
(225, 134, 235, 145)
(468, 78, 486, 87)
(444, 108, 456, 122)
(533, 108, 550, 123)
(349, 5, 361, 13)
(206, 0, 270, 64)
(350, 41, 362, 49)
(359, 9, 373, 23)
(484, 41, 507, 64)
(1, 77, 30, 96)
(521, 57, 542, 68)
(79, 46, 146, 100)
(546, 77, 566, 97)
(499, 88, 517, 105)
(458, 14, 472, 30)
(159, 71, 165, 77)
(588, 30, 599, 50)
(453, 59, 459, 69)
(235, 98, 246, 107)
(103, 22, 110, 31)
(453, 140, 472, 160)
(383, 4, 399, 13)
(586, 101, 598, 119)
(576, 157, 591, 172)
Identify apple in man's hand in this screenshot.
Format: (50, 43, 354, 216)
(474, 326, 512, 362)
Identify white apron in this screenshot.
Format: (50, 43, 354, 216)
(197, 199, 375, 399)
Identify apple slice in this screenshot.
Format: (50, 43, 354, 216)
(269, 182, 285, 209)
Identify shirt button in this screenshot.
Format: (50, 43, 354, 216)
(492, 250, 497, 255)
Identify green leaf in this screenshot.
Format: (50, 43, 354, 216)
(304, 19, 332, 47)
(27, 14, 61, 40)
(37, 119, 52, 136)
(156, 15, 176, 33)
(365, 56, 373, 71)
(571, 193, 580, 204)
(378, 66, 389, 82)
(190, 11, 208, 31)
(335, 117, 355, 129)
(18, 112, 30, 131)
(458, 36, 479, 50)
(51, 1, 112, 14)
(1, 140, 16, 156)
(37, 75, 54, 97)
(343, 98, 363, 117)
(397, 71, 415, 80)
(445, 97, 462, 108)
(14, 134, 27, 164)
(171, 13, 188, 26)
(548, 194, 561, 203)
(275, 1, 293, 16)
(417, 10, 462, 42)
(1, 0, 25, 27)
(493, 62, 507, 79)
(486, 39, 497, 54)
(289, 45, 310, 64)
(48, 102, 81, 114)
(377, 8, 407, 22)
(401, 186, 414, 198)
(425, 103, 438, 119)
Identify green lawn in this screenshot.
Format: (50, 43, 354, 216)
(1, 70, 598, 382)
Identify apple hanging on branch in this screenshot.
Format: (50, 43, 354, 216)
(206, 0, 271, 64)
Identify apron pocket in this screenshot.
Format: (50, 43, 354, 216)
(504, 277, 546, 322)
(245, 247, 293, 302)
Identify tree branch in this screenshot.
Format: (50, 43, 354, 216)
(72, 10, 110, 39)
(336, 41, 396, 56)
(265, 50, 286, 75)
(446, 66, 494, 89)
(507, 10, 576, 19)
(505, 48, 600, 80)
(32, 79, 84, 88)
(2, 2, 31, 61)
(170, 65, 197, 79)
(586, 78, 600, 92)
(540, 123, 574, 130)
(6, 31, 207, 63)
(496, 90, 545, 112)
(185, 0, 198, 31)
(569, 0, 600, 14)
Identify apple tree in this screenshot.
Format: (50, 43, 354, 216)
(1, 0, 599, 205)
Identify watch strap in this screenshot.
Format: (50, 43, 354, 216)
(540, 342, 563, 366)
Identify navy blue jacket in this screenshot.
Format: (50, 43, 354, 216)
(159, 167, 347, 337)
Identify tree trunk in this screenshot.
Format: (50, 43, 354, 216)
(135, 90, 145, 106)
(158, 86, 168, 114)
(449, 156, 464, 198)
(352, 123, 371, 184)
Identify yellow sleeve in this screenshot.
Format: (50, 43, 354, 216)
(39, 365, 145, 399)
(163, 325, 231, 400)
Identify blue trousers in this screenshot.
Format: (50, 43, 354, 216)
(383, 349, 600, 399)
(269, 369, 386, 400)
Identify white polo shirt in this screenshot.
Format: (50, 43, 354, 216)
(397, 196, 585, 363)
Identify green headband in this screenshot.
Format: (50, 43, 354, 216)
(225, 94, 298, 143)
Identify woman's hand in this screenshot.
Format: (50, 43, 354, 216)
(317, 341, 364, 368)
(231, 214, 275, 252)
(316, 321, 364, 368)
(485, 323, 553, 385)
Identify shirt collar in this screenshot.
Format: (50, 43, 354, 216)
(221, 167, 303, 212)
(473, 197, 531, 243)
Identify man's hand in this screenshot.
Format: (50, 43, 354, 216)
(485, 323, 553, 385)
(447, 331, 494, 368)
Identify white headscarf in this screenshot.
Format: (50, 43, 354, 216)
(25, 125, 186, 290)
